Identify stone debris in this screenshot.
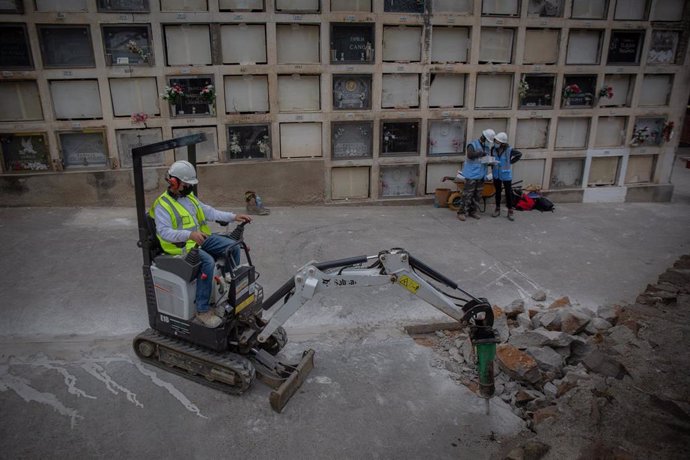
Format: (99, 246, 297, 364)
(581, 350, 628, 380)
(531, 290, 547, 302)
(496, 344, 542, 384)
(504, 299, 526, 319)
(413, 255, 690, 459)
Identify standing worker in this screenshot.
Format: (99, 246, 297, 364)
(457, 129, 496, 221)
(491, 132, 522, 221)
(150, 160, 252, 328)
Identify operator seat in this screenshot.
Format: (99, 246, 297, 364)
(146, 214, 200, 282)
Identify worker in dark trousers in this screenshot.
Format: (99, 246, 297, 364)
(458, 129, 496, 221)
(491, 132, 522, 221)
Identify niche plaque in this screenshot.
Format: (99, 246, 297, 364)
(0, 133, 50, 172)
(227, 124, 271, 160)
(333, 75, 371, 110)
(330, 23, 374, 64)
(607, 31, 644, 65)
(168, 76, 215, 116)
(519, 74, 555, 109)
(59, 131, 108, 169)
(332, 121, 373, 159)
(0, 25, 32, 68)
(102, 25, 152, 66)
(562, 75, 596, 108)
(428, 119, 466, 155)
(97, 0, 149, 12)
(38, 26, 95, 68)
(647, 30, 680, 65)
(381, 120, 419, 156)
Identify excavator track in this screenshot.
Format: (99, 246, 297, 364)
(133, 329, 255, 395)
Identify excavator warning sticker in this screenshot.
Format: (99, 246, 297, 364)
(398, 275, 420, 294)
(234, 294, 255, 314)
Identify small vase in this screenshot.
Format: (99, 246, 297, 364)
(171, 103, 178, 115)
(208, 104, 216, 116)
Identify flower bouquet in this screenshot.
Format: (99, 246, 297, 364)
(200, 84, 215, 103)
(598, 86, 614, 99)
(563, 83, 581, 99)
(131, 112, 149, 127)
(161, 84, 184, 104)
(126, 40, 149, 63)
(518, 78, 530, 99)
(631, 126, 649, 146)
(662, 121, 674, 143)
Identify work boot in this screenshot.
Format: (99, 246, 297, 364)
(456, 213, 466, 221)
(214, 304, 227, 318)
(197, 311, 222, 328)
(492, 208, 500, 218)
(507, 209, 515, 221)
(469, 212, 481, 220)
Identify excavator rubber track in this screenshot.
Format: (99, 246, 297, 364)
(133, 329, 255, 395)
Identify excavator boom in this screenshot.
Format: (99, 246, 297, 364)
(256, 249, 498, 398)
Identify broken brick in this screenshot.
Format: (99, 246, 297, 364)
(496, 344, 542, 384)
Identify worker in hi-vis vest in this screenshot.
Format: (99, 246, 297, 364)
(150, 160, 252, 328)
(457, 129, 497, 221)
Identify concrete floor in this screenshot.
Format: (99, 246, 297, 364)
(1, 154, 689, 458)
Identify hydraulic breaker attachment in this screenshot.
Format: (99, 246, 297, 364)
(250, 348, 316, 413)
(471, 328, 499, 399)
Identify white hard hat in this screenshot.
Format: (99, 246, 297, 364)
(168, 160, 198, 185)
(481, 129, 496, 144)
(495, 132, 508, 144)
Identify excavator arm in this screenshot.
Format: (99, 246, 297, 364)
(256, 248, 498, 399)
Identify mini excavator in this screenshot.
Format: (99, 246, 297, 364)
(132, 134, 498, 412)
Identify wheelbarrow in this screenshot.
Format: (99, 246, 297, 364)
(441, 177, 496, 213)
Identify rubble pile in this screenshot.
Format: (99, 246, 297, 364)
(425, 255, 690, 459)
(431, 294, 626, 427)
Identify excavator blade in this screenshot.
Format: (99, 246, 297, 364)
(269, 349, 315, 413)
(251, 348, 316, 413)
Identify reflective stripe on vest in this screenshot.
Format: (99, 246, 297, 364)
(462, 139, 490, 180)
(149, 192, 211, 255)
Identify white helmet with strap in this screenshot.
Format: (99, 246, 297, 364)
(495, 132, 508, 144)
(168, 160, 198, 185)
(481, 129, 496, 144)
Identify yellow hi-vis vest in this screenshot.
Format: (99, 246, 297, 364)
(149, 191, 211, 255)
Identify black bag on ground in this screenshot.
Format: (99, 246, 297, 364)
(533, 196, 555, 212)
